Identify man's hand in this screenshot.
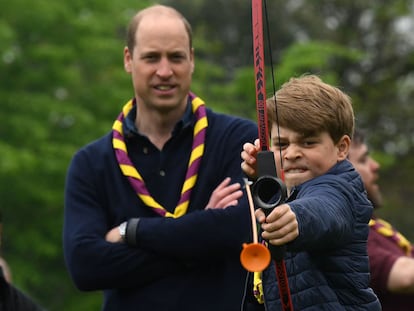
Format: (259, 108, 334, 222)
(105, 226, 122, 243)
(205, 177, 242, 209)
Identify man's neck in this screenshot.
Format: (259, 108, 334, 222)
(134, 104, 185, 150)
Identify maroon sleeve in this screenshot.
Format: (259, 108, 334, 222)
(367, 227, 404, 294)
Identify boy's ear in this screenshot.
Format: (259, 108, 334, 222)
(337, 135, 351, 161)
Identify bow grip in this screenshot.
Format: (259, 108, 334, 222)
(252, 150, 287, 261)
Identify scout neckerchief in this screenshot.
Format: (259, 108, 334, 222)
(369, 217, 412, 256)
(112, 93, 208, 218)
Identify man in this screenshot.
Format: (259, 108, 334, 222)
(63, 4, 259, 311)
(348, 129, 414, 311)
(0, 265, 44, 311)
(0, 212, 44, 311)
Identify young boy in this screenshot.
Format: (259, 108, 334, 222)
(241, 75, 381, 310)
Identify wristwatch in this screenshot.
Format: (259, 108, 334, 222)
(119, 221, 127, 242)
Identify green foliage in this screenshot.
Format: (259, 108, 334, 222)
(277, 41, 364, 86)
(0, 0, 153, 309)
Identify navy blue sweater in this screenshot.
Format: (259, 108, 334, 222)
(63, 103, 258, 311)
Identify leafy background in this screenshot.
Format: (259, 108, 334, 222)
(1, 0, 413, 309)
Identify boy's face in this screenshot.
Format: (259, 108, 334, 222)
(270, 125, 349, 190)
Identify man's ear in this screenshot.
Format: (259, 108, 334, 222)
(337, 135, 351, 161)
(124, 47, 132, 73)
(190, 48, 195, 74)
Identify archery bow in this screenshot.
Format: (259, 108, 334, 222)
(250, 0, 293, 309)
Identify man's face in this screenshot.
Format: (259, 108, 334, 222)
(124, 13, 194, 113)
(348, 142, 382, 208)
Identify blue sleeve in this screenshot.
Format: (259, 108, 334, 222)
(287, 178, 356, 251)
(135, 198, 252, 259)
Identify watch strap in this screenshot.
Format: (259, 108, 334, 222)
(126, 218, 140, 246)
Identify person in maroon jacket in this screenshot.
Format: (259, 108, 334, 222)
(348, 129, 414, 311)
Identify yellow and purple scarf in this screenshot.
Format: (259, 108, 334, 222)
(112, 93, 208, 218)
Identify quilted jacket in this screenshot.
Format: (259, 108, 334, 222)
(261, 160, 381, 311)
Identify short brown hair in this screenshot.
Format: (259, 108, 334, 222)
(267, 75, 354, 143)
(126, 5, 193, 54)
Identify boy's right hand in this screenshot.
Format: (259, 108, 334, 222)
(241, 138, 260, 179)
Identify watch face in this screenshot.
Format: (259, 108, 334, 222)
(119, 222, 127, 237)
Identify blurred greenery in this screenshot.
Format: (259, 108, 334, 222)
(1, 0, 413, 309)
